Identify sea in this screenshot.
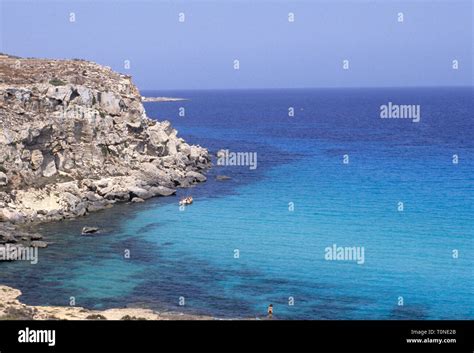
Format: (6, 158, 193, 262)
(1, 88, 472, 320)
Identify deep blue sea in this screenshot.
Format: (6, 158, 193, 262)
(1, 88, 473, 319)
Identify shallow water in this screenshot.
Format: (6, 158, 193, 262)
(1, 88, 472, 319)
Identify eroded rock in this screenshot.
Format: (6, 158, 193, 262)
(81, 226, 100, 235)
(0, 54, 211, 230)
(0, 172, 8, 186)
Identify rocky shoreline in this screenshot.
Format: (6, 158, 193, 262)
(0, 54, 211, 253)
(0, 285, 214, 320)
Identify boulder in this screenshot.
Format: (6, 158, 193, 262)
(46, 85, 72, 102)
(178, 143, 191, 156)
(83, 192, 103, 202)
(166, 140, 178, 155)
(128, 186, 153, 200)
(99, 91, 123, 115)
(0, 172, 8, 186)
(190, 146, 204, 159)
(73, 202, 87, 216)
(185, 171, 207, 183)
(75, 86, 94, 106)
(87, 200, 113, 213)
(30, 233, 43, 241)
(61, 192, 81, 210)
(31, 241, 48, 248)
(159, 120, 174, 135)
(147, 127, 169, 147)
(0, 209, 24, 223)
(81, 226, 100, 235)
(137, 163, 171, 186)
(104, 191, 130, 201)
(149, 186, 176, 197)
(30, 150, 43, 170)
(42, 158, 57, 178)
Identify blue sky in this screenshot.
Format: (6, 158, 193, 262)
(1, 0, 472, 89)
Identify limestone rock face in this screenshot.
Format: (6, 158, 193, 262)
(0, 54, 211, 226)
(30, 150, 43, 170)
(0, 172, 7, 186)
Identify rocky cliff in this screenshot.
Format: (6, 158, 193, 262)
(0, 55, 210, 243)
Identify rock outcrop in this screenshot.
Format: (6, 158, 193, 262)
(0, 54, 210, 245)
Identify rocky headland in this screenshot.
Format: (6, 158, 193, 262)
(0, 54, 210, 250)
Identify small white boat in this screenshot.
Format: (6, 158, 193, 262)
(179, 197, 193, 206)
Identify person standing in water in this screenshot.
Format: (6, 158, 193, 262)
(267, 304, 273, 318)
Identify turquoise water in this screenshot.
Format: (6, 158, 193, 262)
(1, 88, 472, 319)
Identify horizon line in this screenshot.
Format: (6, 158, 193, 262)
(140, 85, 474, 92)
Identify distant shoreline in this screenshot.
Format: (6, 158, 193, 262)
(141, 96, 188, 102)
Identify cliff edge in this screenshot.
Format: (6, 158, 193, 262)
(0, 55, 210, 233)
